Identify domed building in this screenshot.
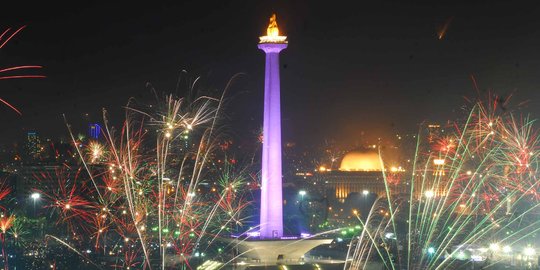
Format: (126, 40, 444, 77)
(310, 147, 407, 227)
(320, 149, 391, 201)
(339, 150, 383, 172)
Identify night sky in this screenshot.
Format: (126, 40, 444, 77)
(2, 1, 540, 146)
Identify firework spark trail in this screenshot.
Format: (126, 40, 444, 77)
(0, 97, 22, 115)
(157, 96, 184, 270)
(0, 65, 45, 81)
(197, 167, 249, 251)
(124, 111, 151, 269)
(99, 108, 153, 269)
(437, 17, 453, 40)
(41, 77, 252, 269)
(0, 214, 14, 270)
(45, 234, 105, 270)
(0, 26, 26, 48)
(423, 113, 495, 264)
(156, 76, 238, 268)
(153, 94, 219, 269)
(37, 169, 103, 248)
(0, 26, 45, 115)
(0, 178, 16, 270)
(0, 74, 46, 80)
(9, 217, 29, 248)
(202, 196, 251, 254)
(349, 97, 540, 269)
(402, 126, 423, 269)
(430, 106, 539, 267)
(63, 115, 105, 204)
(345, 198, 392, 270)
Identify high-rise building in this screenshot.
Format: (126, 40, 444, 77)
(89, 123, 101, 140)
(427, 123, 442, 143)
(26, 132, 41, 160)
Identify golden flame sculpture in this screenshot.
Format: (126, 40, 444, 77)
(259, 14, 287, 44)
(267, 14, 280, 36)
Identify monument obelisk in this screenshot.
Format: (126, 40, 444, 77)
(258, 14, 287, 239)
(232, 16, 331, 265)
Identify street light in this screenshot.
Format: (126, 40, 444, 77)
(523, 247, 535, 256)
(31, 192, 40, 200)
(425, 190, 435, 198)
(489, 243, 500, 252)
(362, 190, 369, 196)
(30, 192, 41, 216)
(299, 190, 307, 197)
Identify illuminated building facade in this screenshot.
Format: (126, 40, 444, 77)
(26, 132, 42, 160)
(322, 149, 387, 200)
(89, 123, 101, 140)
(320, 148, 446, 202)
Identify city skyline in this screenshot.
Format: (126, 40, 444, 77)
(1, 2, 540, 269)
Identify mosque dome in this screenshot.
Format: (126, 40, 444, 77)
(339, 149, 383, 172)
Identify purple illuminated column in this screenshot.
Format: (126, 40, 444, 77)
(258, 42, 287, 239)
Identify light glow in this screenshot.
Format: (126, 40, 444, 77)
(259, 14, 287, 44)
(433, 159, 445, 165)
(523, 247, 535, 256)
(489, 243, 500, 252)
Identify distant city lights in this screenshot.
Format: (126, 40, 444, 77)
(425, 190, 435, 198)
(523, 247, 535, 256)
(433, 159, 445, 165)
(489, 243, 500, 252)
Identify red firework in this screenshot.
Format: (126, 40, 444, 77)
(0, 26, 46, 115)
(36, 168, 97, 235)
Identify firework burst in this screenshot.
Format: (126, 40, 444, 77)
(347, 96, 540, 269)
(0, 178, 15, 270)
(40, 79, 251, 269)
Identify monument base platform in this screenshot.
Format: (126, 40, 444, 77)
(234, 238, 333, 266)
